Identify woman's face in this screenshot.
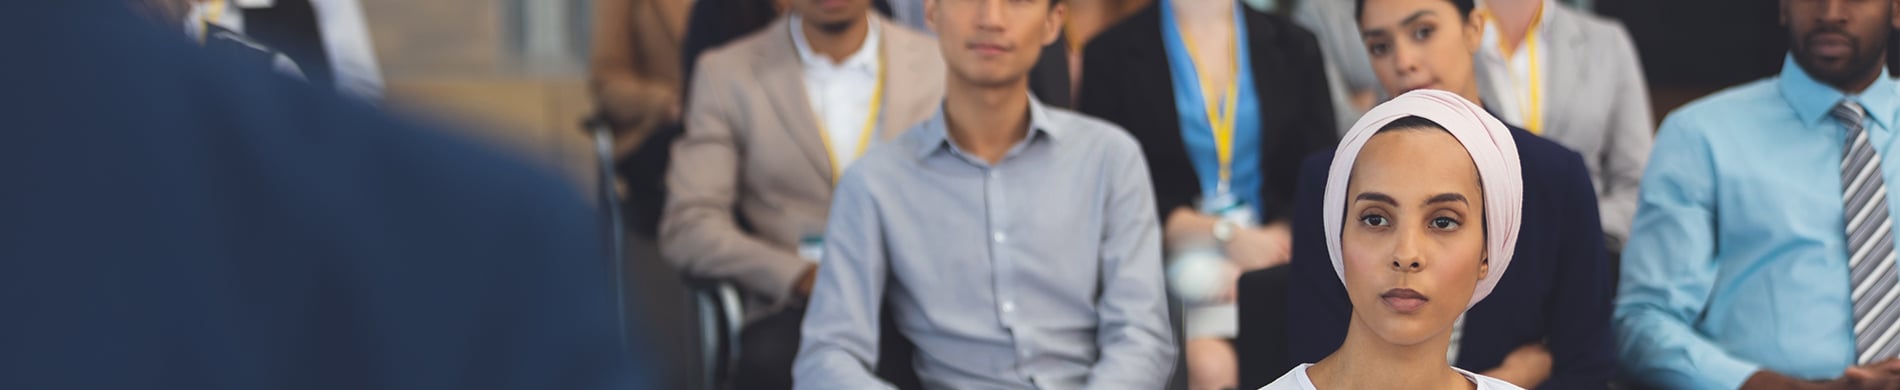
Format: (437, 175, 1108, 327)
(1358, 0, 1484, 99)
(1341, 128, 1488, 347)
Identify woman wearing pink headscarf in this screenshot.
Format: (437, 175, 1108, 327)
(1262, 89, 1524, 390)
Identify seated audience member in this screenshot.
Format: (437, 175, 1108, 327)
(792, 0, 1176, 385)
(1614, 0, 1900, 388)
(1078, 0, 1336, 387)
(1267, 89, 1525, 390)
(1474, 0, 1653, 253)
(1282, 0, 1613, 388)
(658, 0, 946, 387)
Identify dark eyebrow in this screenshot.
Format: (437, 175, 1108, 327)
(1424, 193, 1469, 206)
(1359, 10, 1434, 39)
(1354, 192, 1398, 206)
(1400, 10, 1435, 27)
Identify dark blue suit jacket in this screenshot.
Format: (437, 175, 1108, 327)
(1283, 127, 1615, 389)
(0, 2, 647, 389)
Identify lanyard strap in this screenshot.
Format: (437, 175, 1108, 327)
(1182, 29, 1241, 185)
(814, 52, 887, 183)
(1522, 27, 1543, 135)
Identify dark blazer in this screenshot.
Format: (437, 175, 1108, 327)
(1266, 127, 1616, 389)
(1079, 3, 1337, 224)
(1, 3, 646, 389)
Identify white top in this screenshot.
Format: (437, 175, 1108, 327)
(308, 0, 386, 101)
(186, 0, 383, 99)
(789, 13, 883, 173)
(1475, 0, 1553, 130)
(1261, 363, 1524, 390)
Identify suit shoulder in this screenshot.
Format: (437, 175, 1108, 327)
(881, 21, 940, 57)
(1247, 8, 1320, 46)
(1085, 4, 1159, 55)
(692, 26, 777, 77)
(1052, 107, 1143, 149)
(1510, 129, 1594, 189)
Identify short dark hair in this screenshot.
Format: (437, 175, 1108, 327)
(1355, 0, 1475, 24)
(1377, 115, 1446, 133)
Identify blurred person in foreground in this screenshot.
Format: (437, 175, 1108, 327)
(1615, 0, 1900, 388)
(0, 2, 645, 389)
(792, 0, 1176, 384)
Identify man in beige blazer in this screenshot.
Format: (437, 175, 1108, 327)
(1475, 0, 1654, 252)
(659, 0, 945, 385)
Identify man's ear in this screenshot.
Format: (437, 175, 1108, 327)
(926, 0, 940, 34)
(1042, 2, 1067, 47)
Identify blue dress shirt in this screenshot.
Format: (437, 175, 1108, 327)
(1615, 54, 1900, 389)
(1161, 0, 1265, 220)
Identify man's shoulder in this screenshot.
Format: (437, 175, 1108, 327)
(880, 18, 944, 63)
(692, 20, 783, 78)
(1659, 78, 1783, 136)
(1672, 79, 1781, 118)
(1045, 106, 1144, 156)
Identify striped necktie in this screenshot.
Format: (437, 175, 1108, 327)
(1836, 100, 1900, 364)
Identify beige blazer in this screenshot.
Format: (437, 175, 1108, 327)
(1477, 4, 1654, 250)
(660, 15, 946, 322)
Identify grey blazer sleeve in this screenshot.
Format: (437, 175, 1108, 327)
(1595, 21, 1655, 251)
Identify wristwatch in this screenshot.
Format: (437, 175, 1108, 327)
(1213, 219, 1238, 245)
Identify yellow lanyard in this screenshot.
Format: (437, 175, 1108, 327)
(814, 53, 887, 183)
(1182, 30, 1241, 186)
(1522, 27, 1544, 135)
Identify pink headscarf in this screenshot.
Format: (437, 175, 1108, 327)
(1321, 89, 1524, 310)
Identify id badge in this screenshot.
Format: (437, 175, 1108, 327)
(1199, 189, 1258, 227)
(798, 235, 826, 263)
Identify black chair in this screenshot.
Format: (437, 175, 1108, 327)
(1235, 265, 1292, 389)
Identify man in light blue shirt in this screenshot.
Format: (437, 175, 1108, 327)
(1615, 1, 1900, 388)
(791, 0, 1176, 386)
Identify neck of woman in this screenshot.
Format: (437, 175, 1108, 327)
(1306, 312, 1474, 390)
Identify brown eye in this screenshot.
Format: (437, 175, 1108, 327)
(1366, 41, 1391, 57)
(1361, 214, 1391, 227)
(1430, 216, 1461, 231)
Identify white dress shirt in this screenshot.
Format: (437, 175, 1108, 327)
(790, 14, 883, 173)
(1476, 0, 1552, 131)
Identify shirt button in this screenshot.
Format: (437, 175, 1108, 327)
(1002, 301, 1016, 312)
(993, 231, 1007, 243)
(989, 171, 1001, 179)
(1018, 348, 1032, 358)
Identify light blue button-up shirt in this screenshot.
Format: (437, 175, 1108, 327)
(1615, 55, 1900, 389)
(793, 95, 1176, 389)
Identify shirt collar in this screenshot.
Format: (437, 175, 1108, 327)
(789, 13, 882, 72)
(1477, 0, 1554, 59)
(909, 93, 1062, 158)
(1778, 53, 1899, 130)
